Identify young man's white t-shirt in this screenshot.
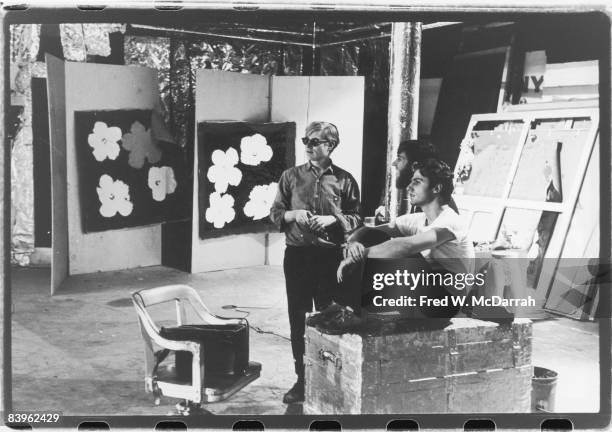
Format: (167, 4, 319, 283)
(390, 205, 475, 274)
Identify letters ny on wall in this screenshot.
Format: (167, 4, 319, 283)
(75, 110, 189, 233)
(198, 122, 296, 239)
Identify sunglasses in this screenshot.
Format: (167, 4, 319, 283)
(301, 137, 330, 147)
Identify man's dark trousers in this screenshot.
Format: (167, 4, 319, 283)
(284, 245, 344, 382)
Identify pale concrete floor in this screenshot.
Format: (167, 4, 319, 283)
(9, 265, 601, 416)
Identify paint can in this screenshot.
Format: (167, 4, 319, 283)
(531, 366, 558, 412)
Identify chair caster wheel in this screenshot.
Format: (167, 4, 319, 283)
(175, 400, 207, 416)
(175, 401, 190, 415)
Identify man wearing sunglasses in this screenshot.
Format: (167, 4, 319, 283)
(270, 121, 361, 404)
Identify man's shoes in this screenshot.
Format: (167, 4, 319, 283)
(470, 305, 515, 326)
(316, 306, 363, 335)
(306, 301, 342, 327)
(282, 381, 305, 404)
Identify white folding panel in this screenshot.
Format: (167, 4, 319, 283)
(63, 62, 162, 275)
(192, 70, 270, 273)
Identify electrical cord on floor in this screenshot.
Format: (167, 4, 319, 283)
(232, 307, 251, 317)
(224, 306, 291, 342)
(250, 325, 291, 341)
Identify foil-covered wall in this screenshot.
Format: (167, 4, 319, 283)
(321, 39, 390, 216)
(9, 24, 123, 265)
(124, 36, 172, 126)
(60, 23, 126, 61)
(124, 35, 305, 150)
(10, 24, 40, 266)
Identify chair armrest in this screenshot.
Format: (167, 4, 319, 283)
(135, 305, 201, 354)
(147, 330, 201, 355)
(208, 315, 247, 325)
(192, 308, 248, 326)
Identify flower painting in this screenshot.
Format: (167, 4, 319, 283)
(207, 148, 242, 193)
(148, 166, 177, 202)
(75, 110, 189, 233)
(97, 174, 133, 217)
(88, 121, 122, 162)
(243, 183, 278, 220)
(205, 192, 236, 228)
(198, 121, 295, 238)
(240, 133, 273, 166)
(121, 120, 162, 169)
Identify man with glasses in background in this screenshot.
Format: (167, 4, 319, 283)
(270, 121, 361, 403)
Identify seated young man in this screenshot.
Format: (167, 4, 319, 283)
(339, 158, 475, 318)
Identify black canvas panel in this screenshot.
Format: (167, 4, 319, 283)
(75, 110, 190, 233)
(198, 121, 295, 239)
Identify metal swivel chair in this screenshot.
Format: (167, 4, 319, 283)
(132, 284, 261, 411)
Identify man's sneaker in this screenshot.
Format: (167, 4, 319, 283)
(282, 381, 305, 404)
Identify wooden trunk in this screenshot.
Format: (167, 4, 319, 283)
(304, 318, 532, 414)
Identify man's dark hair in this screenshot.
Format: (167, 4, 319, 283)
(411, 158, 455, 204)
(397, 139, 439, 162)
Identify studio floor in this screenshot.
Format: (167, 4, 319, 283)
(8, 264, 601, 417)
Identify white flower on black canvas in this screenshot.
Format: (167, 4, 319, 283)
(148, 166, 177, 202)
(96, 174, 133, 217)
(240, 133, 273, 166)
(243, 182, 278, 220)
(121, 121, 162, 169)
(207, 148, 242, 193)
(205, 192, 235, 228)
(88, 121, 122, 162)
